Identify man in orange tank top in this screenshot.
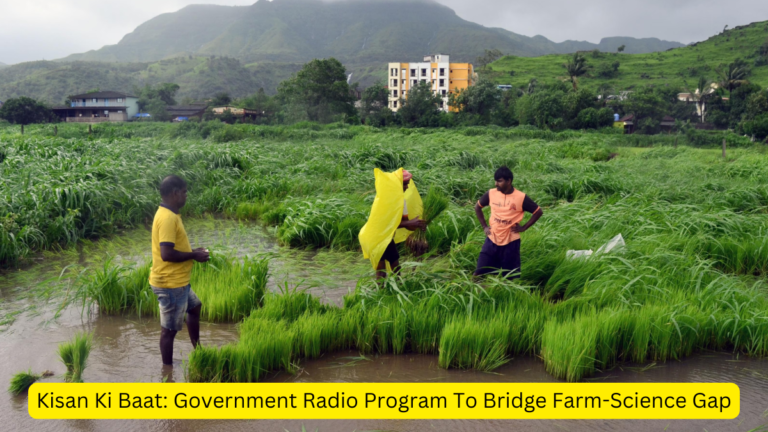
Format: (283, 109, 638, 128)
(474, 166, 543, 279)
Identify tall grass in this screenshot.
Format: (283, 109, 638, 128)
(57, 332, 93, 383)
(73, 254, 269, 322)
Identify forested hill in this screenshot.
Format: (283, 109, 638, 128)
(62, 0, 682, 65)
(485, 20, 768, 91)
(0, 58, 301, 104)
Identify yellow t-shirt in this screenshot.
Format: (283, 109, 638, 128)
(149, 205, 193, 288)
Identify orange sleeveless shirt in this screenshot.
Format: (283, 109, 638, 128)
(482, 189, 528, 246)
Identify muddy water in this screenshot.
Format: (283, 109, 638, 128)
(1, 219, 767, 432)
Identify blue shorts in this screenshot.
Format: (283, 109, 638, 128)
(151, 284, 202, 331)
(475, 238, 521, 279)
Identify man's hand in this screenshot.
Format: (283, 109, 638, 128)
(511, 223, 526, 234)
(403, 216, 427, 231)
(193, 248, 210, 262)
(483, 226, 492, 237)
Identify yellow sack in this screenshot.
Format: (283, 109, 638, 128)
(358, 168, 422, 270)
(394, 180, 423, 244)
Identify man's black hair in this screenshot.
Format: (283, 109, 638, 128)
(159, 175, 187, 197)
(494, 166, 513, 182)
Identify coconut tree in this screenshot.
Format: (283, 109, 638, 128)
(716, 60, 749, 101)
(563, 53, 588, 90)
(683, 77, 713, 123)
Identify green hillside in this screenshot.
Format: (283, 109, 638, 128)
(62, 0, 682, 65)
(0, 57, 301, 104)
(485, 21, 768, 91)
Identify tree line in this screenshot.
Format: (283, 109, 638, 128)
(2, 55, 767, 140)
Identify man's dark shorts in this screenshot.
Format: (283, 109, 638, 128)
(381, 240, 400, 264)
(475, 238, 521, 279)
(150, 284, 202, 331)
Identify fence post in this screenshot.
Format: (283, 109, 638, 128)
(54, 125, 58, 137)
(722, 138, 726, 159)
(88, 124, 92, 136)
(21, 124, 24, 135)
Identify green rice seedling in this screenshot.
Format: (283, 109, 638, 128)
(438, 316, 511, 371)
(407, 188, 449, 256)
(256, 284, 324, 322)
(187, 317, 295, 383)
(57, 332, 94, 383)
(8, 370, 41, 395)
(191, 254, 269, 322)
(541, 315, 599, 381)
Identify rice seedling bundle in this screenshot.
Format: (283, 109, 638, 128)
(406, 188, 449, 256)
(57, 332, 93, 383)
(8, 370, 41, 395)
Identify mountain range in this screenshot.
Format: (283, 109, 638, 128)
(1, 0, 689, 103)
(62, 0, 684, 64)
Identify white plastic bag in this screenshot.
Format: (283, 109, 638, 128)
(566, 234, 625, 261)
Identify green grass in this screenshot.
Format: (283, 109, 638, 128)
(73, 253, 269, 323)
(8, 370, 41, 395)
(57, 332, 93, 383)
(485, 21, 768, 91)
(5, 121, 768, 382)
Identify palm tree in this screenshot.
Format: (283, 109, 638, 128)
(716, 60, 749, 101)
(563, 53, 588, 90)
(684, 76, 713, 123)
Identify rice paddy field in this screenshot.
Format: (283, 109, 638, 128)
(2, 121, 768, 430)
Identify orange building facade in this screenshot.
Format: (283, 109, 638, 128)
(387, 54, 474, 112)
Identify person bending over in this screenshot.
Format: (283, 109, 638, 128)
(376, 170, 426, 279)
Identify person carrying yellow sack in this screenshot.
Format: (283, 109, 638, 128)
(359, 168, 426, 279)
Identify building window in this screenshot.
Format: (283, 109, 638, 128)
(442, 90, 447, 96)
(410, 69, 416, 76)
(393, 100, 398, 108)
(393, 90, 398, 97)
(117, 98, 123, 102)
(432, 68, 436, 75)
(439, 79, 445, 87)
(412, 80, 417, 87)
(117, 110, 123, 113)
(440, 68, 445, 76)
(401, 69, 406, 77)
(402, 79, 405, 85)
(92, 98, 97, 103)
(421, 68, 427, 77)
(392, 79, 397, 87)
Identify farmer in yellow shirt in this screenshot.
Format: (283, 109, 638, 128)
(149, 175, 210, 366)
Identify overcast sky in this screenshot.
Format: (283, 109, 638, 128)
(1, 0, 767, 64)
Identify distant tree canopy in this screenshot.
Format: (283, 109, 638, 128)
(449, 79, 501, 121)
(476, 49, 504, 70)
(398, 81, 445, 128)
(277, 58, 355, 123)
(134, 83, 180, 121)
(358, 81, 393, 126)
(0, 97, 55, 125)
(210, 92, 233, 106)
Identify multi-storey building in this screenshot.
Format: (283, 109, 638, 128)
(52, 91, 139, 122)
(386, 54, 473, 112)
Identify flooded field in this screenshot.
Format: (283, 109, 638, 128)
(1, 219, 767, 432)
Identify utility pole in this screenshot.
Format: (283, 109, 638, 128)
(722, 138, 727, 159)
